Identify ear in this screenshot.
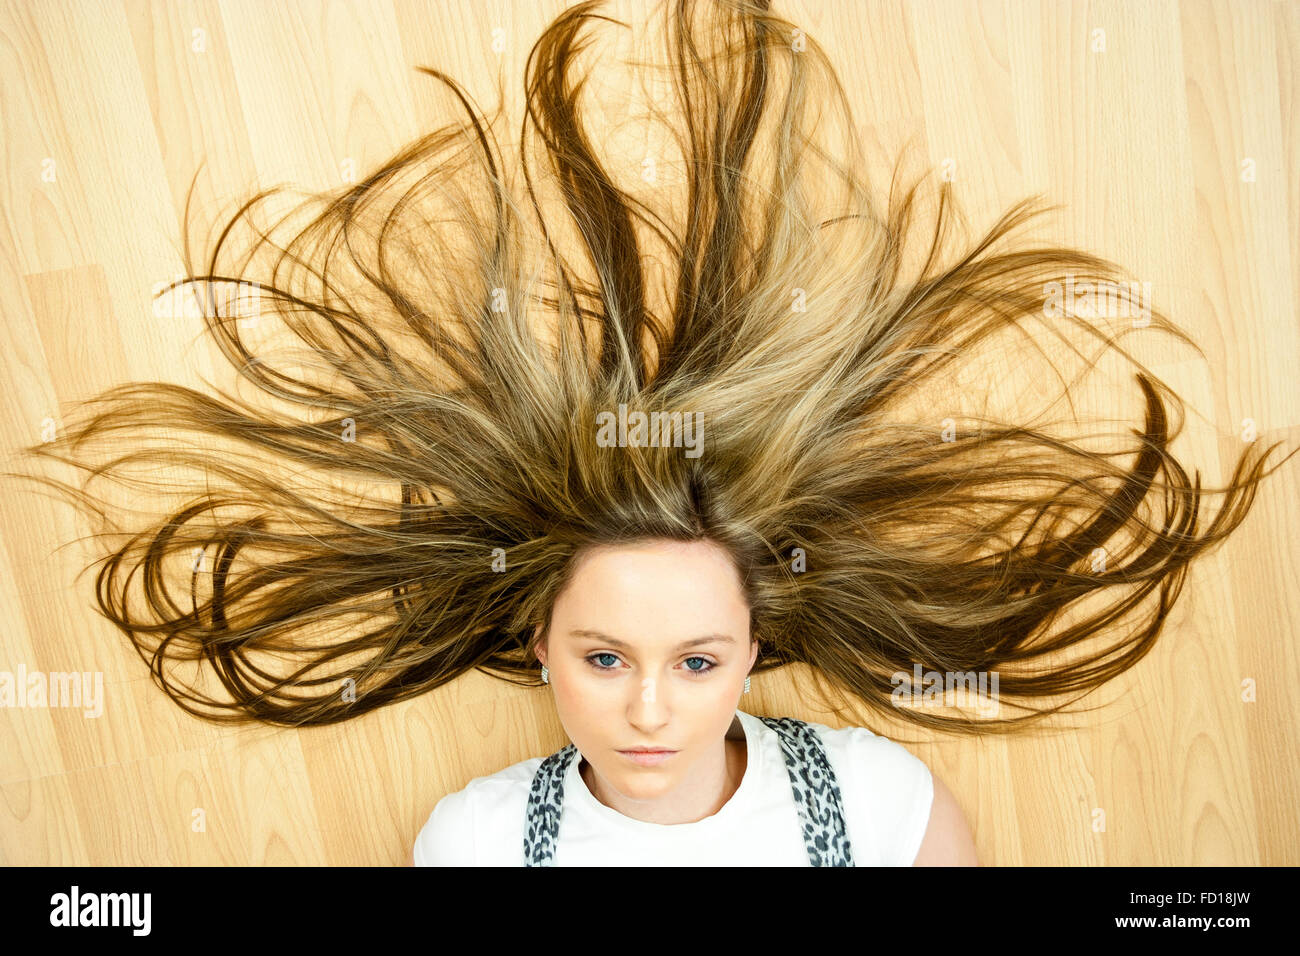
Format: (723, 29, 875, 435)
(748, 634, 758, 669)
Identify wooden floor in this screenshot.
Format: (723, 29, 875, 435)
(1, 0, 1296, 865)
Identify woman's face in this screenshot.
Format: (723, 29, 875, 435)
(535, 538, 758, 805)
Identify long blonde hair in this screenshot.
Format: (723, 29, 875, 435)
(6, 0, 1293, 734)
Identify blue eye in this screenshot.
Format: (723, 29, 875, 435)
(583, 654, 718, 675)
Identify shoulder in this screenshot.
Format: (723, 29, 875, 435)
(911, 772, 979, 865)
(413, 754, 546, 867)
(794, 717, 933, 791)
(797, 719, 936, 866)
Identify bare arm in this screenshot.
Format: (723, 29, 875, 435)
(912, 774, 979, 866)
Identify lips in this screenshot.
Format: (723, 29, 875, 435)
(619, 749, 677, 766)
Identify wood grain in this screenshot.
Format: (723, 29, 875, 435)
(0, 0, 1295, 865)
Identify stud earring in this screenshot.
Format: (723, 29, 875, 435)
(541, 664, 549, 684)
(743, 675, 751, 694)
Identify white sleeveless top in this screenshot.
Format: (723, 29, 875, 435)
(413, 707, 934, 866)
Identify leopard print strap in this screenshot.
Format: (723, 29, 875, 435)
(523, 743, 577, 867)
(757, 715, 855, 866)
(522, 717, 853, 866)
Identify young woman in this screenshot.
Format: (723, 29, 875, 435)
(10, 0, 1291, 866)
(412, 538, 977, 866)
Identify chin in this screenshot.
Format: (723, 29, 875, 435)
(604, 768, 676, 801)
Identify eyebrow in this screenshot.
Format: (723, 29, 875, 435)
(569, 629, 736, 651)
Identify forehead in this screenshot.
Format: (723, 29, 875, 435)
(553, 540, 749, 643)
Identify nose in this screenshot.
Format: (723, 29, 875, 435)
(627, 672, 670, 730)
